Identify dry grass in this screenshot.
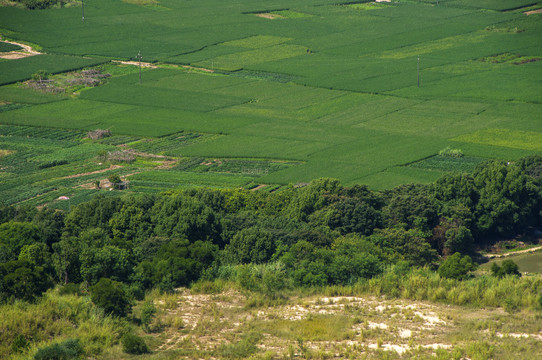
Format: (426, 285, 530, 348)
(141, 289, 542, 359)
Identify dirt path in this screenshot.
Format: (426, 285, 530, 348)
(250, 184, 267, 191)
(112, 60, 158, 68)
(485, 244, 542, 259)
(525, 8, 542, 16)
(0, 39, 41, 59)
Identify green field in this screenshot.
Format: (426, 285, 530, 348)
(0, 0, 540, 205)
(483, 251, 542, 274)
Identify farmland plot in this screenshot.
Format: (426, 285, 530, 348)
(0, 0, 540, 203)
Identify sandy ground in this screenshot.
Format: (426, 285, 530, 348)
(148, 290, 542, 358)
(112, 60, 158, 68)
(0, 40, 41, 59)
(525, 8, 542, 15)
(256, 13, 283, 20)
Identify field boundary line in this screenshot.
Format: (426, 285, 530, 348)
(485, 244, 542, 259)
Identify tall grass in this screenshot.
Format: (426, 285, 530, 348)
(0, 288, 127, 359)
(324, 267, 542, 311)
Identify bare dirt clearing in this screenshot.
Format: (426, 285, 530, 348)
(0, 40, 40, 59)
(525, 8, 542, 16)
(256, 13, 284, 20)
(146, 289, 542, 359)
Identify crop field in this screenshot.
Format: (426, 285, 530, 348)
(0, 0, 540, 205)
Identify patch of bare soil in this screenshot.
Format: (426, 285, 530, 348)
(148, 290, 542, 358)
(250, 184, 267, 191)
(181, 64, 214, 73)
(111, 60, 158, 68)
(525, 8, 542, 15)
(255, 13, 283, 19)
(0, 40, 41, 59)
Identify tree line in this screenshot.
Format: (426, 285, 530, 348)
(0, 156, 541, 313)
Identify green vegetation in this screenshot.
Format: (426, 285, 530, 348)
(0, 0, 538, 202)
(0, 156, 540, 357)
(0, 42, 21, 52)
(0, 1, 540, 357)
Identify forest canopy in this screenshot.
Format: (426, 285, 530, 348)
(0, 156, 540, 303)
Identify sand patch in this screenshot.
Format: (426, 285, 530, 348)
(256, 13, 284, 19)
(112, 60, 158, 68)
(525, 8, 542, 15)
(0, 40, 41, 59)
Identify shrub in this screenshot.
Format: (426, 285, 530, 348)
(140, 300, 156, 332)
(122, 333, 149, 354)
(11, 334, 29, 353)
(34, 338, 83, 360)
(437, 253, 477, 280)
(90, 278, 131, 317)
(108, 174, 121, 184)
(31, 70, 49, 81)
(491, 260, 521, 278)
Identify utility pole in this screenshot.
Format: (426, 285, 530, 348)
(417, 55, 420, 88)
(137, 50, 142, 84)
(82, 0, 85, 22)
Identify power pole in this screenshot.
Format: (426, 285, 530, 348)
(137, 51, 142, 84)
(417, 55, 420, 88)
(82, 0, 85, 22)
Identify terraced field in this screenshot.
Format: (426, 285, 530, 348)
(0, 0, 540, 205)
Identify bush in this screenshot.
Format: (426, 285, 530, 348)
(491, 260, 521, 278)
(438, 253, 477, 280)
(31, 69, 49, 81)
(11, 334, 29, 353)
(34, 338, 83, 360)
(140, 300, 156, 332)
(90, 278, 131, 317)
(122, 333, 149, 354)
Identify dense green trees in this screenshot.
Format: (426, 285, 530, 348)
(0, 260, 53, 301)
(0, 155, 540, 311)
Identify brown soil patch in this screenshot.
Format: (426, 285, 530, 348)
(112, 60, 158, 68)
(255, 13, 283, 20)
(250, 184, 267, 191)
(0, 40, 41, 59)
(181, 64, 214, 73)
(525, 8, 542, 15)
(63, 164, 122, 179)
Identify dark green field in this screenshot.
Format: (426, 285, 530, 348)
(0, 0, 541, 205)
